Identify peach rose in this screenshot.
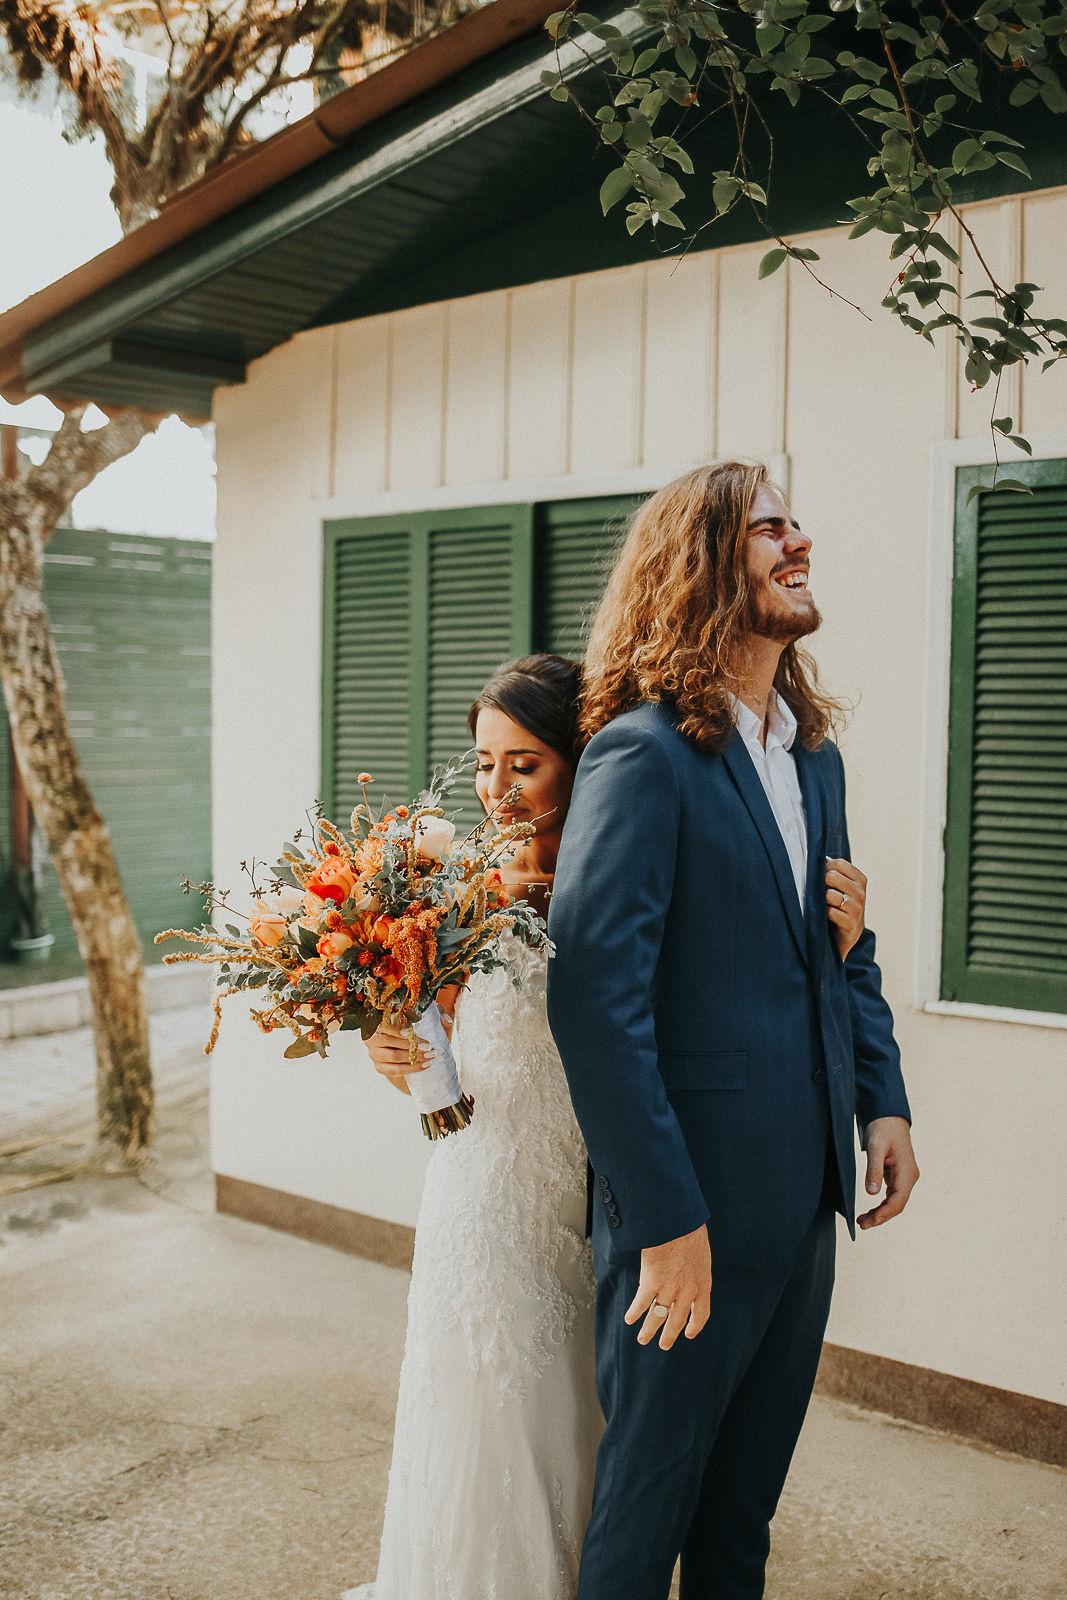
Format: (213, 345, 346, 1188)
(414, 815, 456, 859)
(317, 929, 354, 961)
(256, 887, 305, 918)
(249, 912, 287, 948)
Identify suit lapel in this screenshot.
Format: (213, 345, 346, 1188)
(793, 742, 827, 979)
(722, 730, 808, 968)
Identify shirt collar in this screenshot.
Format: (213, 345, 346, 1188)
(729, 689, 798, 753)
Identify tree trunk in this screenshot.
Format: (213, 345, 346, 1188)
(0, 412, 157, 1158)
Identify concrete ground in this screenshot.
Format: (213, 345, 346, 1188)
(2, 1005, 1065, 1600)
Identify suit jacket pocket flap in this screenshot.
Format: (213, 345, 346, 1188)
(658, 1049, 750, 1092)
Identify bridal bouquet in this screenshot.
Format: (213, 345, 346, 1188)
(155, 755, 551, 1138)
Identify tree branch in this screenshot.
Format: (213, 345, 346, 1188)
(18, 410, 154, 538)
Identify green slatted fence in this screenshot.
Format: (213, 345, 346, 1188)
(942, 461, 1067, 1014)
(0, 527, 212, 969)
(322, 494, 639, 827)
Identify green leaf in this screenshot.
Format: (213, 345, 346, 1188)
(756, 22, 784, 56)
(599, 165, 635, 216)
(995, 151, 1031, 177)
(951, 137, 982, 172)
(1009, 81, 1039, 107)
(225, 923, 241, 938)
(1008, 435, 1033, 455)
(712, 175, 740, 213)
(545, 10, 570, 40)
(741, 180, 769, 205)
(991, 416, 1013, 434)
(283, 1034, 319, 1060)
(675, 44, 698, 77)
(840, 84, 870, 104)
(758, 248, 788, 279)
(868, 87, 899, 109)
(651, 206, 685, 230)
(923, 233, 960, 265)
(633, 47, 662, 74)
(848, 215, 879, 239)
(789, 246, 821, 261)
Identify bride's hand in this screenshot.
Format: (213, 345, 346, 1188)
(825, 856, 867, 961)
(366, 1019, 431, 1096)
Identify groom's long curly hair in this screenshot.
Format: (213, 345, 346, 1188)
(578, 461, 845, 755)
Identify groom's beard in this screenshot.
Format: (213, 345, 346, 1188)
(745, 586, 823, 644)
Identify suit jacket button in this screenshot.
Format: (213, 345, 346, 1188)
(608, 1215, 621, 1229)
(812, 1067, 827, 1084)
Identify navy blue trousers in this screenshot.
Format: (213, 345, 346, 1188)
(578, 1160, 837, 1600)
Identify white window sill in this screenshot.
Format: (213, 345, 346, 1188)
(922, 1000, 1067, 1032)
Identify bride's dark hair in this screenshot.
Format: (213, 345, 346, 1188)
(467, 653, 583, 766)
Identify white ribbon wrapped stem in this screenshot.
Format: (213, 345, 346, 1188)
(404, 1003, 462, 1115)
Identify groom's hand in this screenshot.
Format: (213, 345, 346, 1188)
(624, 1224, 712, 1350)
(858, 1116, 919, 1230)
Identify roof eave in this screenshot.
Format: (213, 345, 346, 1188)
(0, 0, 561, 406)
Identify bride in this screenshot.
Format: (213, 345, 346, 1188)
(343, 652, 602, 1600)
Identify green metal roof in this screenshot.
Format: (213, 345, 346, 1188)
(13, 7, 1067, 418)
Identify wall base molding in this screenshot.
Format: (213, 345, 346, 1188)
(815, 1342, 1066, 1469)
(215, 1173, 415, 1272)
(214, 1175, 1065, 1468)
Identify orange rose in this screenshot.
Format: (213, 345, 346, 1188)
(305, 858, 357, 906)
(249, 913, 287, 948)
(317, 930, 354, 961)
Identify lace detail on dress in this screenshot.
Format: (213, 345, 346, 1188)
(347, 930, 602, 1600)
(408, 935, 594, 1402)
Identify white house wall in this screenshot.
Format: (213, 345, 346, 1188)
(212, 191, 1067, 1407)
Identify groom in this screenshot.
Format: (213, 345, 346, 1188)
(546, 461, 919, 1599)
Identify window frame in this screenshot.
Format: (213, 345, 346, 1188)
(939, 456, 1067, 1017)
(320, 492, 638, 818)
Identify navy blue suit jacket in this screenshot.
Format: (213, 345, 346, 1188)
(546, 701, 911, 1269)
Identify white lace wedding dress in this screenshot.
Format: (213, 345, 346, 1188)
(344, 933, 601, 1600)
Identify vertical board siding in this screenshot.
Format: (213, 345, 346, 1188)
(942, 461, 1067, 1013)
(570, 269, 644, 477)
(505, 278, 573, 480)
(0, 529, 211, 964)
(642, 254, 716, 467)
(333, 317, 391, 500)
(716, 243, 787, 462)
(443, 293, 508, 486)
(388, 303, 447, 490)
(1021, 192, 1067, 438)
(955, 200, 1023, 441)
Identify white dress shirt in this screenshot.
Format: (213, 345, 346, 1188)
(729, 691, 809, 913)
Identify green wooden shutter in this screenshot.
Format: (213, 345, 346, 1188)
(322, 518, 413, 820)
(534, 494, 641, 660)
(942, 461, 1067, 1014)
(323, 506, 530, 830)
(425, 507, 531, 830)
